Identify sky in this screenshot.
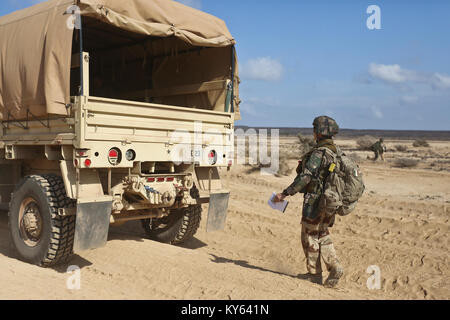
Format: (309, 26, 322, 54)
(1, 0, 450, 130)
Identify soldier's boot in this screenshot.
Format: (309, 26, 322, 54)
(298, 273, 323, 285)
(324, 267, 344, 288)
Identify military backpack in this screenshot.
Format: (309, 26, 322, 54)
(318, 147, 365, 217)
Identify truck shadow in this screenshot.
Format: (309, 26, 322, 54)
(108, 221, 147, 243)
(0, 211, 93, 272)
(108, 220, 208, 250)
(0, 212, 207, 273)
(179, 237, 208, 250)
(52, 256, 93, 273)
(108, 229, 208, 250)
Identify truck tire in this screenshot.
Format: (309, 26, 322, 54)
(8, 175, 76, 267)
(141, 205, 202, 245)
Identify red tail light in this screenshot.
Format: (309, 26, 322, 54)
(108, 148, 121, 165)
(157, 177, 165, 182)
(109, 149, 118, 158)
(166, 177, 174, 182)
(147, 178, 155, 183)
(84, 159, 92, 167)
(208, 150, 217, 165)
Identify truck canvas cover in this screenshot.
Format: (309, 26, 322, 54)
(0, 0, 238, 121)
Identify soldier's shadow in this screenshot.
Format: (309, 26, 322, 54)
(209, 254, 301, 280)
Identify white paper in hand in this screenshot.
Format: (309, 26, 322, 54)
(268, 192, 289, 213)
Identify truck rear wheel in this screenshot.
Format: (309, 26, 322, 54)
(141, 205, 202, 245)
(8, 175, 76, 267)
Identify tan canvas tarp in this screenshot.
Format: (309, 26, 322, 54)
(0, 0, 74, 120)
(0, 0, 237, 120)
(78, 0, 235, 47)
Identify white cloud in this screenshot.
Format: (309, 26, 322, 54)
(368, 63, 418, 84)
(240, 101, 261, 117)
(368, 63, 450, 90)
(432, 73, 450, 89)
(175, 0, 202, 10)
(371, 106, 383, 119)
(239, 96, 281, 117)
(241, 57, 284, 82)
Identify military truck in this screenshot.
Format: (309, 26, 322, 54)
(0, 0, 240, 266)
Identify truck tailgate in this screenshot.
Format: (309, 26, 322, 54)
(82, 97, 233, 143)
(75, 96, 234, 165)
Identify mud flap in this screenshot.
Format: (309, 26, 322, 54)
(73, 199, 112, 252)
(206, 192, 230, 232)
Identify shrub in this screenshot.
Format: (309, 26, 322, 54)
(245, 154, 293, 177)
(413, 139, 430, 148)
(356, 135, 376, 151)
(276, 156, 293, 177)
(297, 134, 315, 155)
(393, 158, 419, 168)
(347, 153, 363, 163)
(395, 145, 408, 152)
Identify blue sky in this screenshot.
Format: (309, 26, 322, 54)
(2, 0, 450, 130)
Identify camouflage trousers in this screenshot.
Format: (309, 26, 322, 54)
(374, 151, 385, 161)
(301, 225, 342, 275)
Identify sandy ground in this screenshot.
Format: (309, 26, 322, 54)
(0, 138, 449, 300)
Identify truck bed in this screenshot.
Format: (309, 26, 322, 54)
(1, 96, 234, 157)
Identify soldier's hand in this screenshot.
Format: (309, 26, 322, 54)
(273, 193, 286, 203)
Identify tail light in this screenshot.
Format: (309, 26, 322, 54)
(108, 148, 121, 165)
(147, 178, 156, 183)
(84, 159, 92, 167)
(75, 149, 89, 157)
(166, 177, 174, 182)
(208, 150, 217, 165)
(157, 177, 165, 182)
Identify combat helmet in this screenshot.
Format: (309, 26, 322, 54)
(313, 116, 339, 137)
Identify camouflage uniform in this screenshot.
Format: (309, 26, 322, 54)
(371, 139, 387, 161)
(282, 116, 343, 285)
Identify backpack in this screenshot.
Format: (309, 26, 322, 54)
(318, 147, 365, 217)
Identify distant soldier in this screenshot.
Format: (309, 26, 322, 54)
(371, 138, 387, 161)
(273, 116, 344, 288)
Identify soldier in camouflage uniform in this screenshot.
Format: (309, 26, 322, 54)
(273, 116, 344, 288)
(371, 138, 387, 161)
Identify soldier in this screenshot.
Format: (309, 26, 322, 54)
(273, 116, 344, 288)
(371, 138, 387, 161)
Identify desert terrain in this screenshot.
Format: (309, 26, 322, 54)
(0, 137, 449, 300)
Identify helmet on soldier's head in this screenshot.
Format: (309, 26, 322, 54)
(380, 138, 384, 142)
(313, 116, 339, 137)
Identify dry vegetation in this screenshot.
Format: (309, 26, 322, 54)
(393, 158, 419, 168)
(356, 135, 377, 151)
(394, 145, 408, 152)
(413, 139, 430, 148)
